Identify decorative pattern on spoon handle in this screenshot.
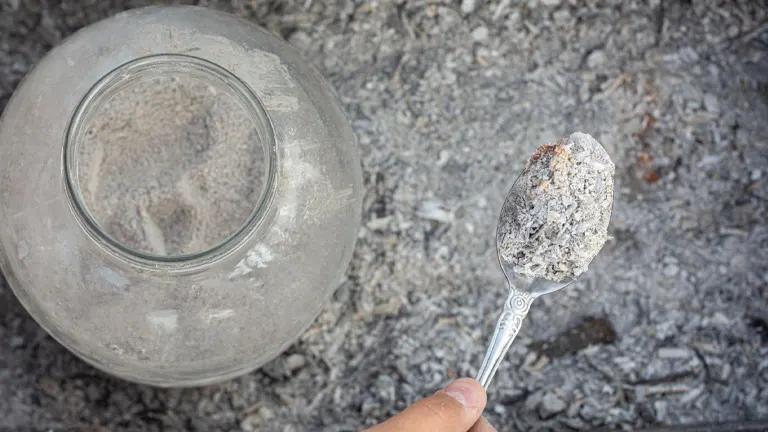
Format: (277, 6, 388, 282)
(475, 288, 534, 390)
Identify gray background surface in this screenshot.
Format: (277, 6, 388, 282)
(1, 0, 767, 431)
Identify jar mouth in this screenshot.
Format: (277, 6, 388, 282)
(64, 54, 276, 266)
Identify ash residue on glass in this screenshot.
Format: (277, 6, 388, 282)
(75, 75, 266, 256)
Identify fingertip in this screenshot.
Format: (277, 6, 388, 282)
(443, 378, 487, 413)
(364, 378, 489, 432)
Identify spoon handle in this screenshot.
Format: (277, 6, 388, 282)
(476, 288, 534, 390)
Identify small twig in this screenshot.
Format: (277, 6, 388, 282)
(741, 21, 768, 45)
(400, 8, 416, 40)
(390, 53, 409, 88)
(492, 0, 510, 22)
(627, 369, 698, 386)
(653, 0, 666, 47)
(641, 383, 691, 396)
(690, 345, 728, 385)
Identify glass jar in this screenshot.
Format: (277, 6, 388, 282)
(0, 6, 362, 386)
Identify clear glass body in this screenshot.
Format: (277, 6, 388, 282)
(0, 6, 362, 386)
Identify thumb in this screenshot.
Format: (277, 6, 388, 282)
(365, 378, 488, 432)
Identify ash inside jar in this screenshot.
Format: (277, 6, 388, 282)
(497, 132, 615, 282)
(76, 75, 266, 256)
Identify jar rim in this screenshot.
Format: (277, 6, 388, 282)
(63, 54, 277, 268)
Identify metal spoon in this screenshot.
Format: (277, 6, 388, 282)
(475, 174, 602, 390)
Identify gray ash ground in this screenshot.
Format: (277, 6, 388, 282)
(1, 1, 768, 431)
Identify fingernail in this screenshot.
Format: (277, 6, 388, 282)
(443, 379, 482, 408)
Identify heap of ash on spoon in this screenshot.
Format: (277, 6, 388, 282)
(497, 132, 615, 283)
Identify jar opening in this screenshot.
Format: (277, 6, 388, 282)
(65, 54, 274, 262)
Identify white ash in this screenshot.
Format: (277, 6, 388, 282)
(75, 75, 265, 256)
(497, 132, 615, 282)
